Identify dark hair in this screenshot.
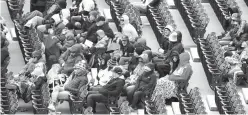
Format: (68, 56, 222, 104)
(224, 51, 233, 57)
(175, 31, 182, 42)
(96, 16, 105, 22)
(66, 22, 74, 29)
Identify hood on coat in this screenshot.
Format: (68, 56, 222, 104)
(69, 44, 82, 54)
(122, 15, 130, 25)
(134, 38, 146, 48)
(143, 50, 153, 62)
(178, 52, 190, 67)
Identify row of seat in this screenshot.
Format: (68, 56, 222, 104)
(110, 0, 143, 36)
(209, 0, 242, 31)
(175, 0, 209, 43)
(146, 0, 177, 47)
(197, 32, 231, 90)
(31, 83, 50, 114)
(179, 87, 207, 114)
(14, 21, 41, 64)
(1, 72, 19, 114)
(215, 81, 246, 114)
(6, 0, 22, 20)
(144, 95, 167, 114)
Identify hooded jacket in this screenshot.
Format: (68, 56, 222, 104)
(169, 52, 192, 81)
(59, 44, 83, 75)
(134, 38, 151, 51)
(121, 15, 139, 43)
(86, 22, 114, 43)
(165, 31, 184, 56)
(119, 37, 135, 57)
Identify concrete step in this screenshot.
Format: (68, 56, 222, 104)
(10, 27, 17, 41)
(190, 47, 200, 62)
(206, 95, 218, 111)
(171, 102, 181, 115)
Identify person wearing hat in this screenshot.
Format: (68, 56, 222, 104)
(86, 16, 114, 44)
(48, 60, 89, 111)
(129, 63, 157, 110)
(119, 35, 135, 57)
(120, 15, 139, 43)
(86, 66, 125, 113)
(159, 31, 184, 56)
(95, 57, 119, 87)
(159, 25, 173, 52)
(59, 44, 83, 75)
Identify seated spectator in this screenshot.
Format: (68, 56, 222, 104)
(94, 57, 118, 86)
(159, 25, 174, 51)
(120, 15, 139, 43)
(72, 10, 99, 32)
(119, 36, 135, 57)
(151, 52, 192, 104)
(77, 0, 96, 16)
(86, 16, 114, 44)
(48, 60, 89, 111)
(239, 22, 248, 41)
(86, 67, 125, 113)
(94, 30, 110, 48)
(129, 63, 157, 110)
(19, 50, 46, 74)
(240, 41, 248, 60)
(155, 51, 180, 78)
(125, 51, 152, 102)
(134, 38, 151, 51)
(59, 44, 83, 75)
(159, 31, 184, 55)
(128, 47, 144, 72)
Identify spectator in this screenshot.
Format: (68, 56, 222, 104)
(151, 52, 192, 104)
(132, 0, 161, 15)
(129, 63, 157, 110)
(134, 38, 151, 51)
(59, 44, 83, 75)
(128, 47, 144, 72)
(86, 16, 114, 43)
(119, 36, 135, 57)
(159, 25, 174, 51)
(94, 30, 110, 48)
(77, 0, 96, 16)
(160, 31, 184, 55)
(241, 41, 248, 60)
(72, 10, 99, 30)
(120, 15, 139, 43)
(125, 52, 152, 102)
(239, 22, 248, 41)
(86, 66, 125, 113)
(48, 60, 89, 111)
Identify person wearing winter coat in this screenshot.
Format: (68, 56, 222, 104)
(128, 47, 144, 72)
(86, 66, 125, 113)
(48, 60, 89, 111)
(119, 35, 135, 57)
(59, 44, 83, 75)
(134, 38, 151, 51)
(120, 15, 139, 43)
(159, 25, 174, 51)
(129, 63, 157, 110)
(124, 51, 152, 102)
(151, 52, 193, 104)
(85, 16, 114, 44)
(159, 31, 184, 56)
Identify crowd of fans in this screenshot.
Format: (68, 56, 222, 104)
(1, 0, 248, 114)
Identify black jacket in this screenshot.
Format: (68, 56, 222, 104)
(99, 78, 125, 96)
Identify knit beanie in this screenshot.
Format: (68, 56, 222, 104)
(112, 66, 123, 75)
(74, 60, 87, 70)
(107, 57, 118, 67)
(66, 22, 74, 30)
(57, 0, 67, 9)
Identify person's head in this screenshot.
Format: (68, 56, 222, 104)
(96, 29, 105, 40)
(169, 31, 182, 43)
(163, 25, 174, 37)
(65, 22, 74, 30)
(89, 11, 99, 21)
(178, 52, 190, 66)
(73, 60, 88, 75)
(143, 63, 155, 73)
(57, 0, 67, 9)
(96, 16, 105, 26)
(231, 13, 241, 27)
(138, 53, 150, 64)
(69, 44, 81, 57)
(32, 50, 42, 63)
(120, 15, 129, 26)
(121, 35, 129, 46)
(107, 57, 118, 69)
(135, 47, 144, 56)
(134, 38, 146, 48)
(241, 41, 248, 49)
(111, 66, 123, 78)
(171, 51, 180, 63)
